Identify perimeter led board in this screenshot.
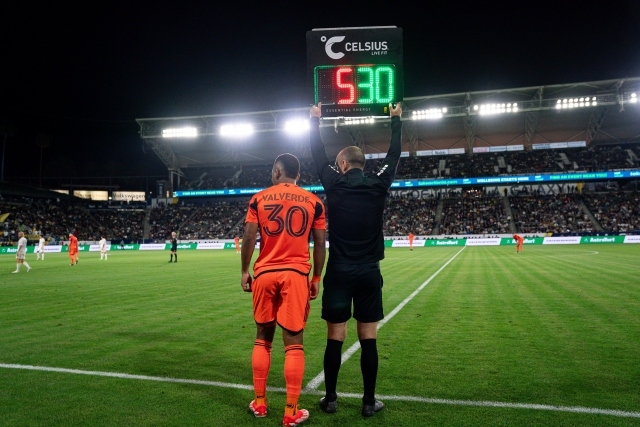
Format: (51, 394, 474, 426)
(307, 27, 403, 118)
(173, 170, 640, 197)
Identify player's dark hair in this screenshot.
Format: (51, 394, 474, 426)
(275, 153, 300, 179)
(339, 146, 365, 168)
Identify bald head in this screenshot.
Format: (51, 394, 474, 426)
(336, 146, 365, 173)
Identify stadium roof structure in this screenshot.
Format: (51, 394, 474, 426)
(136, 77, 640, 181)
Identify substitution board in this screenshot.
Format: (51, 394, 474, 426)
(307, 26, 403, 118)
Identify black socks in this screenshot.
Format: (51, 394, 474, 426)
(360, 339, 378, 406)
(323, 339, 343, 401)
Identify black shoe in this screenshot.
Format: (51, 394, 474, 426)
(362, 400, 384, 417)
(168, 260, 172, 263)
(319, 397, 337, 413)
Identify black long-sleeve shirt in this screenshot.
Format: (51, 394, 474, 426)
(309, 115, 402, 264)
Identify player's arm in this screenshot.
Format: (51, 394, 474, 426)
(377, 103, 403, 188)
(240, 222, 258, 292)
(309, 103, 339, 187)
(310, 227, 326, 300)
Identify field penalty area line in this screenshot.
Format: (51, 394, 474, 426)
(2, 363, 639, 419)
(303, 246, 467, 392)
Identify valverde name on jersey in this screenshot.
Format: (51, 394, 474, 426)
(261, 192, 311, 203)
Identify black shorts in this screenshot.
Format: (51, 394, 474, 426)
(321, 261, 384, 324)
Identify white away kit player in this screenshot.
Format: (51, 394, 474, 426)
(36, 235, 45, 260)
(13, 232, 32, 273)
(99, 236, 108, 260)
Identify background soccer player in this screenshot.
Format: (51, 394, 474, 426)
(234, 235, 240, 254)
(68, 232, 78, 266)
(408, 232, 415, 251)
(99, 236, 107, 260)
(240, 153, 326, 427)
(309, 102, 402, 417)
(513, 233, 524, 253)
(36, 235, 45, 260)
(13, 232, 31, 273)
(169, 231, 177, 262)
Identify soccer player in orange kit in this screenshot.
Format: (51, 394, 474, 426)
(235, 236, 240, 254)
(241, 153, 326, 426)
(513, 234, 524, 253)
(408, 233, 415, 251)
(68, 232, 79, 265)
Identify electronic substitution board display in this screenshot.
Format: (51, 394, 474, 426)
(307, 27, 403, 118)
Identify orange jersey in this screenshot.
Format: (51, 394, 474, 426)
(245, 183, 326, 277)
(69, 235, 78, 250)
(408, 234, 415, 242)
(513, 235, 524, 244)
(234, 237, 240, 245)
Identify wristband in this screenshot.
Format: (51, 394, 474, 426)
(311, 275, 322, 283)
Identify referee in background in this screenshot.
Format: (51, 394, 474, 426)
(169, 231, 178, 262)
(309, 102, 403, 417)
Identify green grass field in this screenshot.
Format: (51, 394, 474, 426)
(1, 245, 639, 426)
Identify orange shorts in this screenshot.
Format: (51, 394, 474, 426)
(252, 270, 310, 333)
(69, 249, 77, 256)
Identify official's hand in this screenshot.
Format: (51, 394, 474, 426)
(390, 102, 402, 117)
(241, 272, 253, 292)
(310, 103, 322, 118)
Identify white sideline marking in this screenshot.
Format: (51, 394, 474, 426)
(304, 247, 467, 391)
(1, 363, 639, 419)
(0, 363, 271, 392)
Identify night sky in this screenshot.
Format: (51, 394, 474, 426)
(2, 1, 640, 184)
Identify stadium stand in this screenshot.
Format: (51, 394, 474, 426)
(0, 198, 94, 243)
(178, 201, 246, 240)
(440, 193, 509, 235)
(89, 209, 145, 241)
(1, 187, 639, 246)
(383, 196, 438, 236)
(582, 191, 640, 232)
(148, 205, 197, 241)
(176, 143, 640, 190)
(510, 194, 592, 233)
(182, 166, 239, 190)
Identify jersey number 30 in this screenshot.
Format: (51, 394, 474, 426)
(263, 204, 309, 237)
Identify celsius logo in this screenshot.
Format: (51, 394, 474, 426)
(321, 36, 389, 59)
(322, 36, 345, 59)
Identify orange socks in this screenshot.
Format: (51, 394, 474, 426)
(252, 339, 272, 406)
(252, 340, 304, 415)
(284, 344, 304, 416)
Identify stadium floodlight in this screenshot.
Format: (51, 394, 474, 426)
(220, 123, 254, 137)
(630, 93, 637, 104)
(557, 97, 597, 110)
(412, 108, 444, 120)
(162, 127, 198, 138)
(344, 117, 375, 125)
(475, 103, 518, 115)
(284, 119, 310, 134)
